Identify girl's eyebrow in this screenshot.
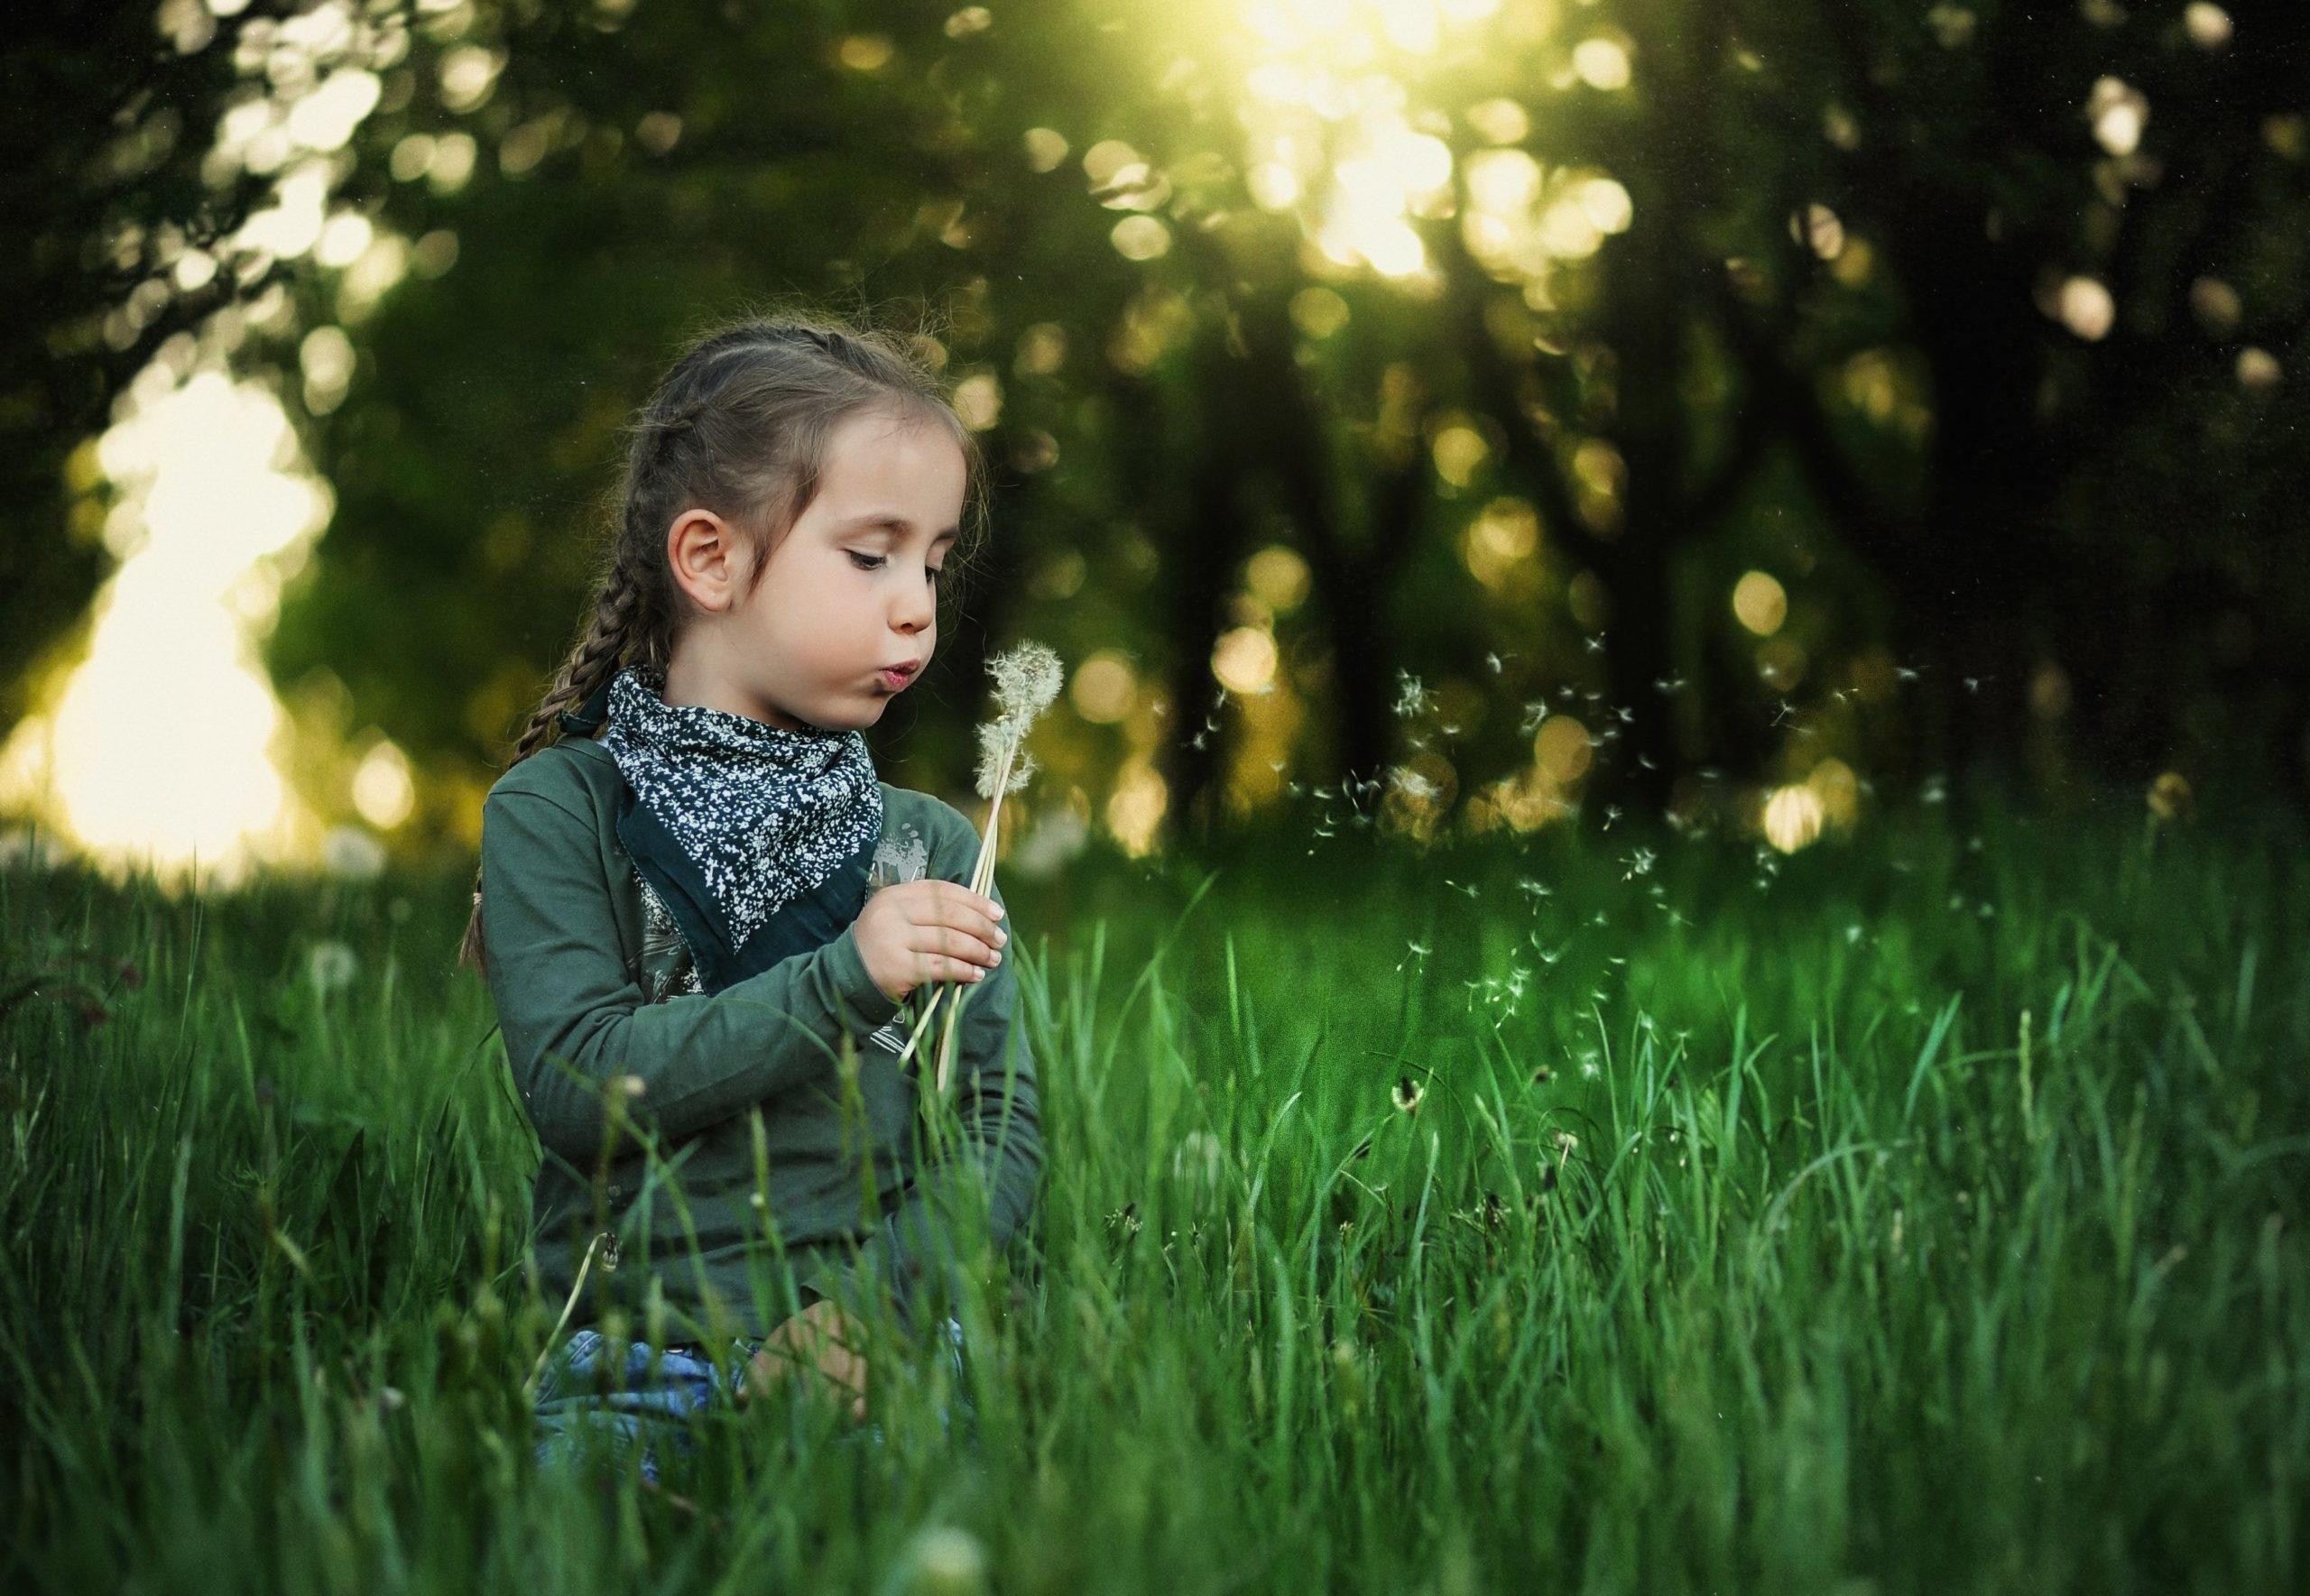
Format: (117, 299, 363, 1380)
(843, 514, 959, 545)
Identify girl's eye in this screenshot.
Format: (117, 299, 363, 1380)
(849, 551, 945, 584)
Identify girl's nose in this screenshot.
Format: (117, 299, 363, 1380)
(894, 575, 937, 630)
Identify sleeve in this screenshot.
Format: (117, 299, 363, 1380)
(798, 860, 1044, 1338)
(480, 787, 905, 1167)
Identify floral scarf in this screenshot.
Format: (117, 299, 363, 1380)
(596, 664, 882, 993)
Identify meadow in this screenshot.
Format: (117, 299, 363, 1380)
(2, 780, 2303, 1595)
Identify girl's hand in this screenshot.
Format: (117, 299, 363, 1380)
(852, 879, 1007, 1004)
(744, 1298, 869, 1423)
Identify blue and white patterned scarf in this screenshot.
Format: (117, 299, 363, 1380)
(597, 664, 882, 953)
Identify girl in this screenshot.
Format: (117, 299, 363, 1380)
(458, 315, 1043, 1475)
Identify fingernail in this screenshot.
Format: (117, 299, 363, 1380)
(994, 929, 1009, 946)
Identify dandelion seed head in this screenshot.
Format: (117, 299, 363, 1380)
(988, 640, 1064, 730)
(306, 939, 359, 995)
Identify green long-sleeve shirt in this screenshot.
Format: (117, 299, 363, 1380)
(476, 733, 1042, 1345)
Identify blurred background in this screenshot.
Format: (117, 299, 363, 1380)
(5, 0, 2305, 889)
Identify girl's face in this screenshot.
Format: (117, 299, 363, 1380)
(663, 404, 966, 733)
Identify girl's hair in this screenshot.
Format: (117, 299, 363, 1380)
(457, 309, 988, 978)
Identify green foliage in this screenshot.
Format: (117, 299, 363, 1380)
(4, 788, 2305, 1592)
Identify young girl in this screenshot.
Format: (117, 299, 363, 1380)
(458, 316, 1042, 1473)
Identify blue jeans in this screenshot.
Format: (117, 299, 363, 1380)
(532, 1317, 972, 1481)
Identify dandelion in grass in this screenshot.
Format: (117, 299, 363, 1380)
(909, 641, 1065, 1094)
(307, 939, 358, 995)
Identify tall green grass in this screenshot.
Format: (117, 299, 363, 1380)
(2, 785, 2303, 1593)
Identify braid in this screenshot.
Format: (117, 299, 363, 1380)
(513, 564, 644, 760)
(457, 564, 646, 978)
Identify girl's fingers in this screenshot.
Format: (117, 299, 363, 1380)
(919, 951, 986, 984)
(913, 884, 1007, 955)
(920, 923, 1001, 967)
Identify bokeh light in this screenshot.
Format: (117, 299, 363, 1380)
(1732, 571, 1788, 637)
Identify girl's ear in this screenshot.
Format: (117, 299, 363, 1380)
(666, 508, 744, 613)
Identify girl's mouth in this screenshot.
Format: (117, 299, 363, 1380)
(878, 667, 916, 691)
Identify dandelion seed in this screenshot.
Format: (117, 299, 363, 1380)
(1519, 700, 1548, 736)
(1513, 876, 1552, 899)
(1964, 676, 1981, 693)
(1581, 1057, 1601, 1079)
(1391, 669, 1431, 718)
(1485, 650, 1505, 674)
(1622, 846, 1656, 880)
(1637, 754, 1656, 770)
(1616, 705, 1633, 723)
(1557, 685, 1576, 702)
(1392, 1075, 1426, 1114)
(1444, 878, 1479, 899)
(620, 1075, 646, 1098)
(1601, 804, 1622, 830)
(1584, 633, 1606, 654)
(1397, 938, 1431, 971)
(1388, 766, 1440, 802)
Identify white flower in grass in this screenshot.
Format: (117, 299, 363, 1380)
(902, 1526, 990, 1596)
(307, 939, 358, 995)
(320, 825, 386, 881)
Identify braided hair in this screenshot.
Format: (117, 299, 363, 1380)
(456, 312, 984, 978)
